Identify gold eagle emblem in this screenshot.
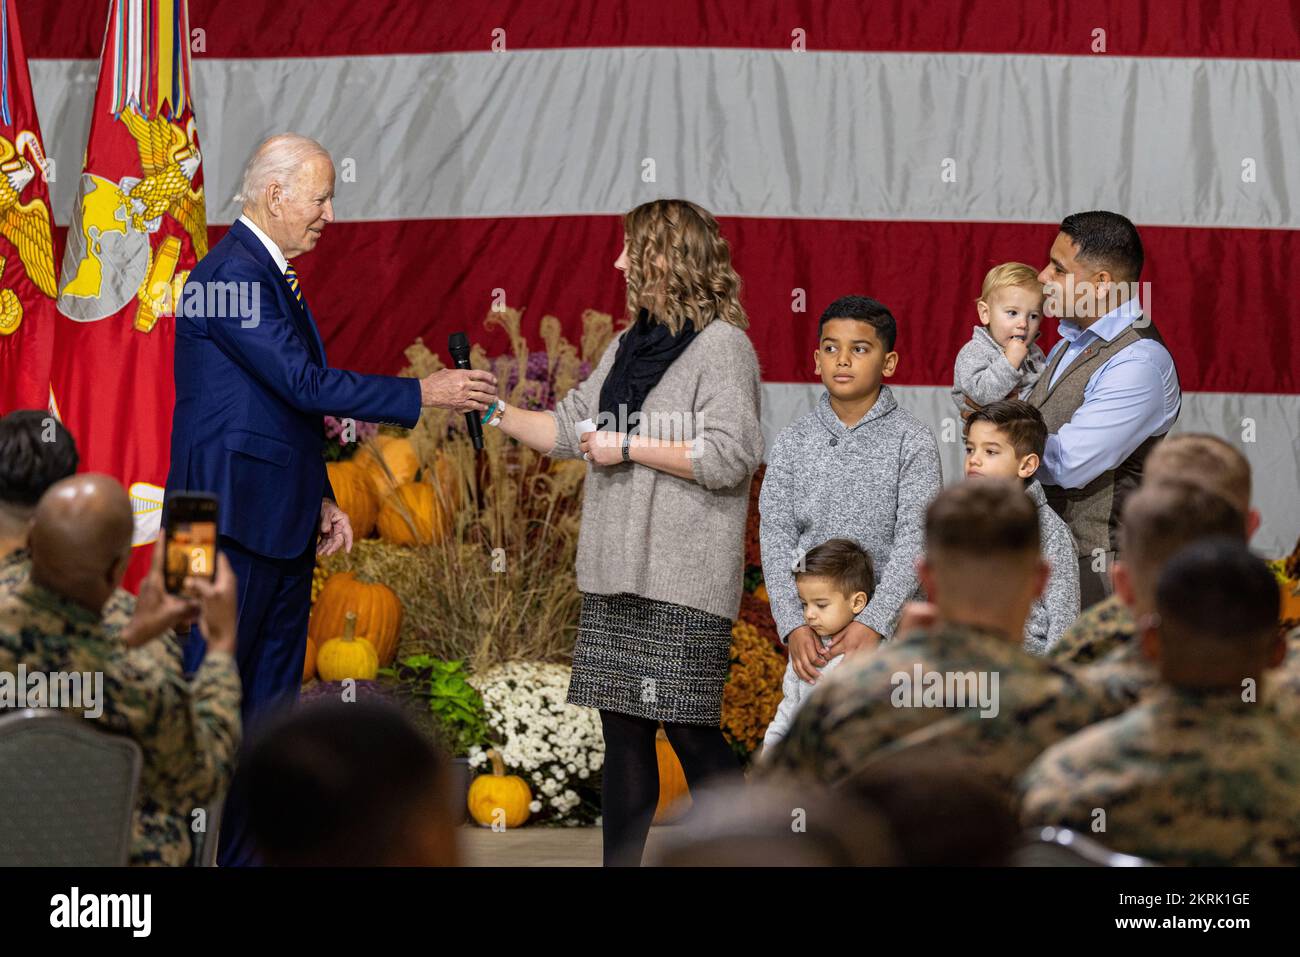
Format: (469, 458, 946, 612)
(120, 108, 208, 258)
(0, 130, 57, 299)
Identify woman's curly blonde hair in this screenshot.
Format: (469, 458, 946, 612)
(622, 199, 748, 335)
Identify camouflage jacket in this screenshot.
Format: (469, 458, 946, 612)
(0, 547, 29, 592)
(1272, 627, 1300, 726)
(1049, 593, 1135, 665)
(0, 578, 240, 866)
(1, 548, 183, 671)
(1019, 685, 1300, 865)
(758, 621, 1126, 786)
(1081, 621, 1300, 730)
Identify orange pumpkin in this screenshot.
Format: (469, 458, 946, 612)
(307, 571, 404, 666)
(653, 728, 692, 824)
(467, 749, 532, 828)
(377, 481, 448, 546)
(360, 435, 420, 497)
(302, 637, 317, 682)
(326, 459, 378, 538)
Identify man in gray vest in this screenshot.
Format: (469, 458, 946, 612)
(1026, 211, 1181, 608)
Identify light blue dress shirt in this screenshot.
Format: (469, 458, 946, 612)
(1039, 296, 1181, 490)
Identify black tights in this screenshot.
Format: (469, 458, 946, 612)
(599, 709, 742, 866)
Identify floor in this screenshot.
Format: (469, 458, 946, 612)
(457, 822, 676, 866)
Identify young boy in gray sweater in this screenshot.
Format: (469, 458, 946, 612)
(759, 296, 942, 687)
(951, 262, 1047, 414)
(963, 399, 1080, 653)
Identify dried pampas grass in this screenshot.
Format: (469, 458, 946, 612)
(323, 307, 620, 673)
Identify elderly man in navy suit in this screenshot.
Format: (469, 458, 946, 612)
(166, 133, 496, 865)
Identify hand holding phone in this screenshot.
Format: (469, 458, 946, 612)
(121, 536, 200, 648)
(164, 493, 218, 594)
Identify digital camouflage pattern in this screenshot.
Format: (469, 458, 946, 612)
(0, 575, 239, 866)
(1049, 593, 1135, 664)
(2, 547, 184, 673)
(1271, 626, 1300, 726)
(758, 622, 1128, 787)
(1019, 685, 1300, 865)
(1080, 619, 1300, 729)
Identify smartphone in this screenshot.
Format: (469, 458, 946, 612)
(163, 493, 219, 594)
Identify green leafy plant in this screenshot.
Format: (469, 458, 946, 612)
(380, 654, 493, 757)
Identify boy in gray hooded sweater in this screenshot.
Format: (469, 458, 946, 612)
(760, 296, 942, 691)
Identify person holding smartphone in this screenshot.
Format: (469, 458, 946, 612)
(0, 473, 241, 866)
(490, 199, 764, 866)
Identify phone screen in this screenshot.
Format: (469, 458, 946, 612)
(164, 494, 218, 594)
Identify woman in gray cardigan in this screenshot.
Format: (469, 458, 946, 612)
(489, 199, 763, 865)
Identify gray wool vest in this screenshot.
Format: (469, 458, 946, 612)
(1026, 319, 1179, 557)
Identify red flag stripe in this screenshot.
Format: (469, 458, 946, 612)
(89, 216, 1292, 395)
(23, 0, 1300, 61)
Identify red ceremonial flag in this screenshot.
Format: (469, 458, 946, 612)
(0, 0, 59, 414)
(50, 0, 206, 590)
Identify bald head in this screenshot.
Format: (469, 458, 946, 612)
(29, 474, 133, 614)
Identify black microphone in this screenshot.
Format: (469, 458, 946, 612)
(448, 331, 484, 451)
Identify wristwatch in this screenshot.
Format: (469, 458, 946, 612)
(621, 432, 632, 463)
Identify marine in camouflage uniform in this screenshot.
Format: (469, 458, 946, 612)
(1048, 593, 1135, 664)
(1018, 685, 1300, 865)
(1078, 618, 1300, 728)
(1, 547, 183, 671)
(758, 621, 1127, 787)
(0, 576, 240, 866)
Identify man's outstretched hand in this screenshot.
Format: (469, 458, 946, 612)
(420, 368, 498, 413)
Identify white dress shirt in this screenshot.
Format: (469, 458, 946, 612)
(238, 213, 289, 274)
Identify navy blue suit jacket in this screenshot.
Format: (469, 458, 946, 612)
(166, 219, 421, 559)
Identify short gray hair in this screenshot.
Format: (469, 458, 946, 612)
(234, 133, 330, 208)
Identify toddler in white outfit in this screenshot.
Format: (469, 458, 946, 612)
(762, 538, 874, 751)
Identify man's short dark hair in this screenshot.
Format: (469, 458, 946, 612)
(1156, 537, 1278, 647)
(963, 399, 1047, 460)
(0, 410, 79, 508)
(243, 700, 448, 866)
(797, 538, 875, 598)
(1059, 210, 1144, 281)
(925, 479, 1039, 557)
(818, 296, 897, 352)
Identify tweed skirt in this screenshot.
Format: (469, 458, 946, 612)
(566, 591, 734, 726)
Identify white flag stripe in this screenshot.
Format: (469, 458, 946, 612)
(32, 48, 1300, 228)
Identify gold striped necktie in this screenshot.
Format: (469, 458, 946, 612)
(284, 262, 304, 304)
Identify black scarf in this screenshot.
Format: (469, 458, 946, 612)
(597, 308, 698, 433)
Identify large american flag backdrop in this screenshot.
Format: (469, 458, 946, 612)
(25, 1, 1300, 555)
